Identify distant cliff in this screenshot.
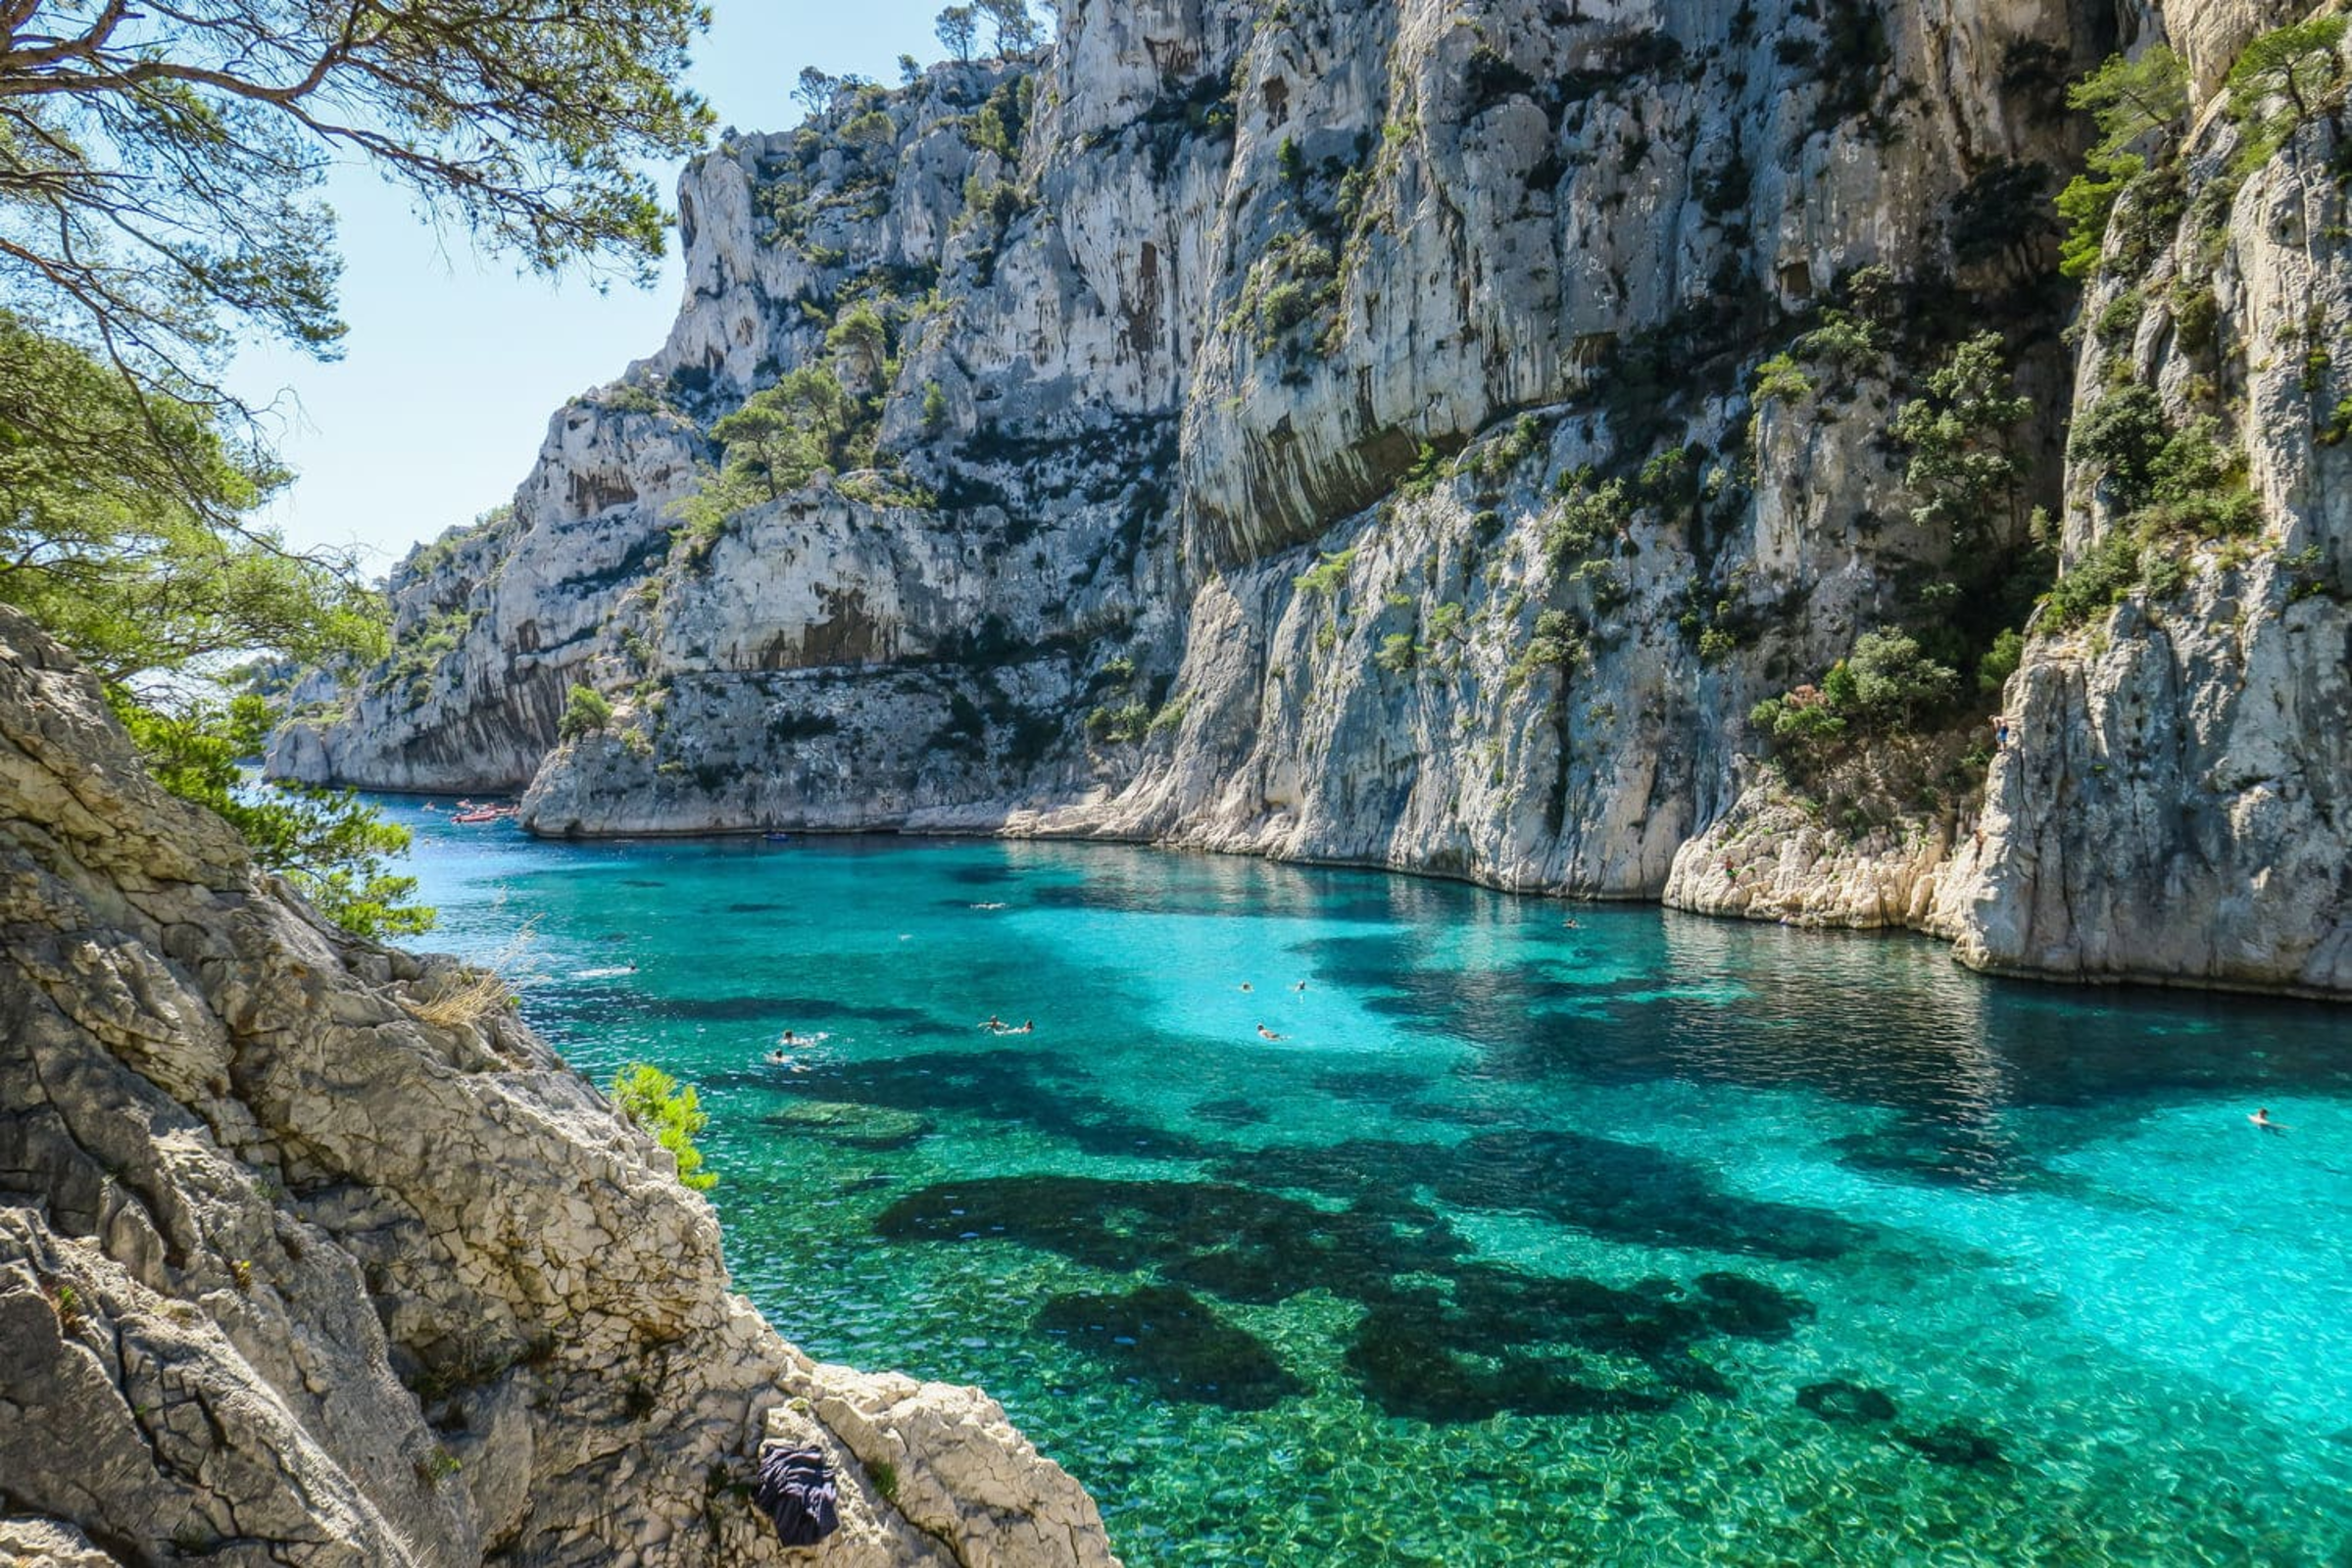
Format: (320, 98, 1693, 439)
(2, 603, 1117, 1564)
(276, 0, 2349, 999)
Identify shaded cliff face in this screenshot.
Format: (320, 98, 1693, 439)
(282, 0, 2348, 998)
(0, 604, 1119, 1563)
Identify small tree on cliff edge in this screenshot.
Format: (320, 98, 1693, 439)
(979, 0, 1044, 54)
(937, 6, 979, 62)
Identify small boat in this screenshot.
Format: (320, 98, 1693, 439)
(762, 831, 795, 844)
(453, 809, 505, 825)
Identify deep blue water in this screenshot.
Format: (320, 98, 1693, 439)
(389, 807, 2352, 1565)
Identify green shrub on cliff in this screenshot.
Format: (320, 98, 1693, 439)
(1890, 332, 2034, 555)
(2047, 386, 2262, 627)
(1750, 630, 1960, 765)
(2225, 15, 2350, 172)
(611, 1064, 717, 1191)
(559, 685, 615, 741)
(119, 695, 433, 941)
(2054, 47, 2187, 280)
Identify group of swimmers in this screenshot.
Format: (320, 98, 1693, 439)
(762, 1027, 824, 1071)
(764, 976, 1323, 1061)
(1240, 979, 1310, 1042)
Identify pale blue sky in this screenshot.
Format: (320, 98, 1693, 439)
(228, 1, 947, 568)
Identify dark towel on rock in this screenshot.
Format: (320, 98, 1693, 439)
(755, 1445, 841, 1547)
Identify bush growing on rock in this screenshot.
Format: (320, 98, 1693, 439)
(559, 684, 613, 740)
(2224, 15, 2350, 173)
(1750, 630, 1960, 765)
(611, 1063, 717, 1190)
(2055, 47, 2187, 281)
(121, 694, 434, 940)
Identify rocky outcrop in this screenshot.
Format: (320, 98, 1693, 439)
(281, 0, 2349, 999)
(1, 602, 1118, 1564)
(1930, 41, 2352, 997)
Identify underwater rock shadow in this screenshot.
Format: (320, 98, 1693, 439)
(1037, 1284, 1300, 1410)
(1432, 1131, 1871, 1261)
(798, 1052, 1225, 1163)
(1189, 1097, 1272, 1128)
(1207, 1132, 1872, 1262)
(876, 1173, 1822, 1425)
(765, 1101, 935, 1152)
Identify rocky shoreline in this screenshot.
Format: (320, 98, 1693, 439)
(1, 603, 1119, 1565)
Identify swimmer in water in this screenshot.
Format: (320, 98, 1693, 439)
(981, 1014, 1004, 1032)
(780, 1029, 797, 1046)
(1562, 916, 1580, 929)
(1293, 980, 1307, 993)
(1240, 982, 1253, 993)
(2251, 1107, 2288, 1133)
(766, 1049, 787, 1065)
(1015, 1019, 1034, 1034)
(1256, 1023, 1285, 1041)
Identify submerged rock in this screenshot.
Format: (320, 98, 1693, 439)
(1897, 1421, 2006, 1467)
(0, 606, 1117, 1566)
(1038, 1284, 1301, 1410)
(775, 1099, 938, 1151)
(1796, 1379, 1900, 1426)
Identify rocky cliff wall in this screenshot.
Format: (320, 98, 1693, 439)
(1935, 20, 2352, 997)
(2, 604, 1118, 1564)
(278, 0, 2349, 999)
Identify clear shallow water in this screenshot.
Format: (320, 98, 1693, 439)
(390, 808, 2352, 1565)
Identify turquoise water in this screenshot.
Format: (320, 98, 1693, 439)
(391, 808, 2352, 1565)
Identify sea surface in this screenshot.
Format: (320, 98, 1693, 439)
(389, 806, 2352, 1565)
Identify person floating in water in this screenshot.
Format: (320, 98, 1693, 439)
(1256, 1023, 1285, 1041)
(1014, 1019, 1035, 1034)
(981, 1014, 1004, 1032)
(1239, 982, 1253, 993)
(2251, 1107, 2288, 1133)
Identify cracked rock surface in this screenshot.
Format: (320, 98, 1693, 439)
(0, 603, 1118, 1565)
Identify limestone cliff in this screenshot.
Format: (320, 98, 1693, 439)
(277, 0, 2349, 999)
(2, 603, 1117, 1564)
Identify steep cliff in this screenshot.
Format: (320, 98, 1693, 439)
(1, 604, 1117, 1564)
(278, 0, 2349, 999)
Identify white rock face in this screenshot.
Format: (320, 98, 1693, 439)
(2, 604, 1119, 1564)
(281, 0, 2349, 1000)
(1930, 86, 2352, 996)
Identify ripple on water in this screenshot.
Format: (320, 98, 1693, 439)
(382, 822, 2352, 1567)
